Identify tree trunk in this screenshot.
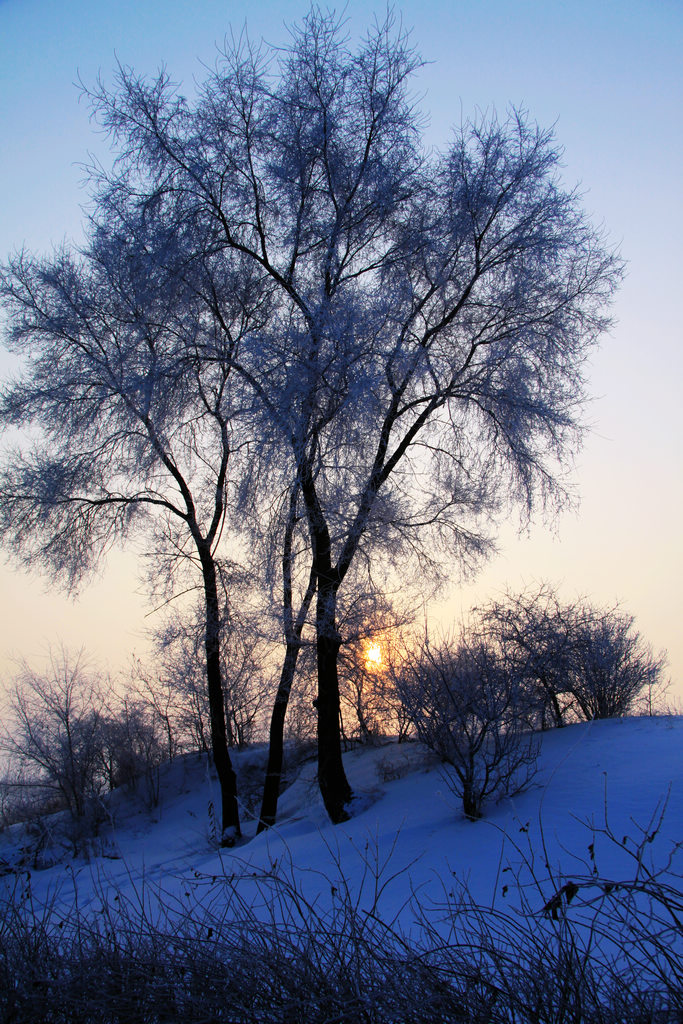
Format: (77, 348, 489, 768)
(547, 679, 566, 728)
(199, 546, 241, 844)
(257, 641, 299, 832)
(462, 779, 481, 821)
(258, 482, 317, 831)
(299, 470, 352, 822)
(316, 573, 352, 823)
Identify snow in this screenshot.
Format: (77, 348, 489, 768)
(2, 715, 681, 944)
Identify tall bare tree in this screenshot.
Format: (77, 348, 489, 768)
(0, 204, 267, 843)
(3, 8, 623, 825)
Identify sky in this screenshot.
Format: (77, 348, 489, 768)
(0, 0, 681, 698)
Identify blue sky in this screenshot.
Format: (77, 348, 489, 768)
(1, 0, 681, 698)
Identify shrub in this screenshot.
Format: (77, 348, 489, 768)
(481, 585, 669, 725)
(394, 631, 539, 820)
(569, 605, 667, 720)
(0, 649, 107, 852)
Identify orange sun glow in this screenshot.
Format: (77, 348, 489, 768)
(365, 642, 383, 670)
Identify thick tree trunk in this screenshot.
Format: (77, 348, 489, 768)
(199, 547, 241, 844)
(462, 779, 481, 821)
(316, 574, 352, 823)
(550, 690, 566, 727)
(259, 572, 353, 831)
(299, 469, 352, 822)
(257, 642, 299, 832)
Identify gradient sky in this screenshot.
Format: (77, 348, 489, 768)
(1, 0, 681, 698)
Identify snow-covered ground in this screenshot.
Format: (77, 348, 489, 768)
(2, 715, 681, 937)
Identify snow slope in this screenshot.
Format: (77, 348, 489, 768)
(2, 715, 681, 939)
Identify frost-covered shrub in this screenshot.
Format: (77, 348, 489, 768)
(394, 631, 539, 820)
(481, 584, 581, 729)
(481, 585, 669, 726)
(0, 649, 107, 850)
(569, 606, 667, 720)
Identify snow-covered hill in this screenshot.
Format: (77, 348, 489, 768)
(2, 716, 680, 922)
(1, 716, 681, 1021)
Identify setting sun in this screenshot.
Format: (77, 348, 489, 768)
(365, 642, 383, 671)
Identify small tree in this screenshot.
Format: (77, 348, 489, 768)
(336, 579, 423, 746)
(153, 600, 269, 751)
(338, 628, 411, 745)
(482, 584, 581, 728)
(0, 648, 106, 850)
(339, 640, 386, 745)
(570, 605, 667, 720)
(140, 637, 212, 756)
(98, 696, 166, 807)
(395, 631, 538, 820)
(481, 585, 669, 724)
(126, 664, 180, 764)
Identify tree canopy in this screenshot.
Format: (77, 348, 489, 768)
(0, 8, 623, 826)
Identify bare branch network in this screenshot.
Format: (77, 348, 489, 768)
(0, 8, 624, 833)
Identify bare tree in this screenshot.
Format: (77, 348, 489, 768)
(482, 584, 580, 728)
(155, 600, 269, 750)
(569, 604, 667, 720)
(127, 662, 181, 763)
(0, 648, 106, 849)
(137, 636, 212, 756)
(6, 7, 622, 825)
(91, 10, 619, 820)
(481, 585, 668, 724)
(336, 588, 417, 745)
(0, 199, 268, 843)
(98, 695, 166, 807)
(338, 641, 386, 745)
(394, 630, 539, 820)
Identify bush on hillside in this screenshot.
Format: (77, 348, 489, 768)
(481, 585, 669, 726)
(0, 649, 108, 853)
(0, 649, 173, 849)
(394, 630, 539, 820)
